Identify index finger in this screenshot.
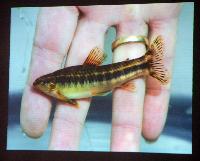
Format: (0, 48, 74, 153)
(20, 7, 79, 138)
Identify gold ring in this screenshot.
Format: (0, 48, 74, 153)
(112, 35, 149, 52)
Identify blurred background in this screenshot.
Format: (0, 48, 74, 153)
(7, 3, 193, 153)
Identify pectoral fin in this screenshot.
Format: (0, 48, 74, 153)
(56, 91, 79, 107)
(95, 91, 111, 96)
(83, 47, 107, 66)
(65, 99, 79, 107)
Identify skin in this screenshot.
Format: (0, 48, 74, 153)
(20, 4, 181, 151)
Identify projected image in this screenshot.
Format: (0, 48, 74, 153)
(8, 3, 193, 153)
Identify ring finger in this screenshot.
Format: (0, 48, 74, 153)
(111, 20, 148, 152)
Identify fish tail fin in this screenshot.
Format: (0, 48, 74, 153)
(147, 35, 169, 84)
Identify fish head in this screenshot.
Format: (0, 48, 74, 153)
(33, 75, 57, 96)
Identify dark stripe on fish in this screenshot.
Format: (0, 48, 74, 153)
(44, 60, 149, 86)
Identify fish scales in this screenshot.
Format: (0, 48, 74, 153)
(50, 56, 149, 88)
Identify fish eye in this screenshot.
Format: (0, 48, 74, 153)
(40, 81, 45, 85)
(49, 82, 56, 90)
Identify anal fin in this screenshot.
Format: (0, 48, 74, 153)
(83, 47, 106, 66)
(118, 81, 136, 92)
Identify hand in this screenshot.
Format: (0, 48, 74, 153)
(20, 4, 181, 151)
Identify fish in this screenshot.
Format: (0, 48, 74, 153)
(33, 36, 169, 107)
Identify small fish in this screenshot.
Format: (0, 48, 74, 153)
(33, 36, 169, 107)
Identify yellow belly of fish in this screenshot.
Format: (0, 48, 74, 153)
(58, 84, 92, 99)
(57, 81, 115, 99)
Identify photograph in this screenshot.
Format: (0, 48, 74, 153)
(7, 2, 193, 153)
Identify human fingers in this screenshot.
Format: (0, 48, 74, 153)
(20, 7, 79, 138)
(111, 20, 148, 151)
(48, 5, 134, 150)
(48, 15, 110, 150)
(142, 3, 181, 141)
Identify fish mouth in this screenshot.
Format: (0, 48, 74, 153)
(32, 79, 45, 94)
(33, 77, 44, 89)
(33, 78, 39, 87)
(33, 80, 37, 86)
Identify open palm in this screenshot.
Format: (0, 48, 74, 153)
(20, 4, 181, 151)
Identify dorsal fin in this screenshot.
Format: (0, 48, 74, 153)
(83, 47, 106, 66)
